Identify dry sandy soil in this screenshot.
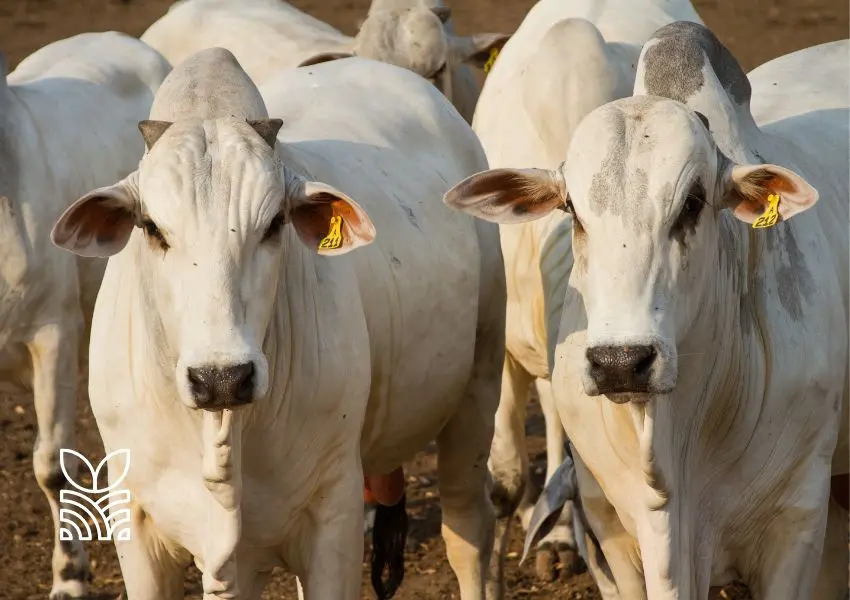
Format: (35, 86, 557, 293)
(0, 0, 847, 598)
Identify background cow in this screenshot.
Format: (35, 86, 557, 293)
(140, 0, 509, 123)
(0, 33, 170, 599)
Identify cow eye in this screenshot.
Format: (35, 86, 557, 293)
(262, 213, 286, 243)
(141, 218, 169, 251)
(673, 181, 705, 237)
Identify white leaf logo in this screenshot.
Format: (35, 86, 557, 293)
(58, 448, 132, 542)
(60, 448, 131, 493)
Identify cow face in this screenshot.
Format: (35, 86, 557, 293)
(443, 96, 817, 403)
(51, 117, 375, 410)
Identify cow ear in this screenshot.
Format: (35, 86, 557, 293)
(444, 168, 566, 224)
(725, 163, 818, 225)
(431, 5, 452, 23)
(51, 173, 140, 258)
(288, 181, 376, 256)
(452, 33, 511, 69)
(297, 51, 355, 68)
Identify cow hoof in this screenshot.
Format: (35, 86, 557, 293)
(556, 543, 586, 580)
(534, 543, 586, 582)
(50, 593, 85, 600)
(49, 579, 88, 600)
(534, 543, 558, 582)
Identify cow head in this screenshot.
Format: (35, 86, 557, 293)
(444, 96, 818, 402)
(298, 6, 509, 96)
(51, 116, 375, 411)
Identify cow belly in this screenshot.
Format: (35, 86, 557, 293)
(358, 295, 478, 475)
(360, 343, 476, 475)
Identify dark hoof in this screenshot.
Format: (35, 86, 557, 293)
(534, 543, 558, 583)
(533, 543, 587, 582)
(556, 543, 587, 581)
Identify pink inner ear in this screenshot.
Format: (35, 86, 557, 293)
(55, 196, 134, 251)
(729, 164, 819, 224)
(291, 201, 334, 247)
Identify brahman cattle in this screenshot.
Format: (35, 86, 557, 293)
(51, 48, 505, 599)
(447, 21, 849, 600)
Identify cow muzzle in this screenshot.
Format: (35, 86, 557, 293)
(582, 338, 676, 400)
(186, 362, 256, 410)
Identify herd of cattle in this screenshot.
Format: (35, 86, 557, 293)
(2, 0, 847, 598)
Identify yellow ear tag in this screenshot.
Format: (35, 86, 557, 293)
(318, 215, 343, 250)
(483, 47, 500, 74)
(752, 193, 780, 229)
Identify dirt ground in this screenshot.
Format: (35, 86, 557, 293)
(0, 0, 847, 598)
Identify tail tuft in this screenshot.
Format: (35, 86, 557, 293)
(369, 493, 408, 600)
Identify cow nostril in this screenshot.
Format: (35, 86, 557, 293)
(187, 366, 207, 393)
(633, 348, 656, 376)
(233, 363, 255, 402)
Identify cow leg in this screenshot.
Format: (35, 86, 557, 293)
(115, 501, 186, 600)
(812, 496, 848, 600)
(526, 379, 583, 581)
(572, 493, 622, 600)
(237, 566, 270, 600)
(27, 319, 90, 599)
(297, 474, 363, 600)
(573, 454, 647, 599)
(747, 478, 830, 600)
(439, 311, 502, 599)
(487, 351, 532, 593)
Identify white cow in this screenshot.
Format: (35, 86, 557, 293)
(447, 21, 849, 599)
(140, 0, 509, 123)
(51, 48, 505, 600)
(0, 33, 169, 599)
(470, 0, 704, 581)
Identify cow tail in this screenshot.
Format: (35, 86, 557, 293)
(370, 493, 408, 600)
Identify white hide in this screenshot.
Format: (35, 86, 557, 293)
(0, 32, 170, 599)
(140, 0, 508, 123)
(470, 0, 704, 575)
(52, 50, 505, 600)
(448, 26, 849, 600)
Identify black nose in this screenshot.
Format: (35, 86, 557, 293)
(586, 345, 657, 394)
(186, 363, 255, 409)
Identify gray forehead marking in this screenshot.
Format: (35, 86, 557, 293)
(641, 21, 751, 106)
(586, 102, 668, 228)
(587, 111, 626, 217)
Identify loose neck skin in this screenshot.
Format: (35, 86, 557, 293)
(633, 215, 766, 597)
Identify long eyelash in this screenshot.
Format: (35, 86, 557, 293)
(141, 218, 169, 251)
